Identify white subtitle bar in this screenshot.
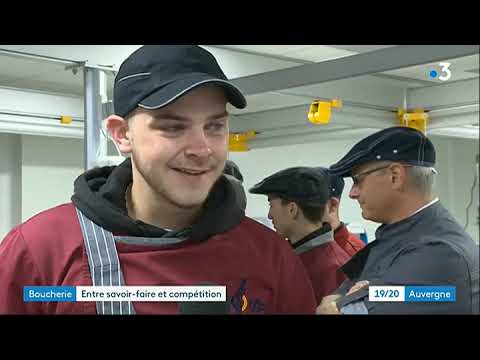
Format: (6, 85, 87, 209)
(77, 286, 226, 302)
(23, 286, 226, 302)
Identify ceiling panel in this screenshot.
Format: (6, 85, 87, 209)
(281, 46, 355, 62)
(228, 92, 310, 115)
(0, 45, 477, 115)
(327, 45, 396, 53)
(213, 45, 315, 57)
(382, 54, 479, 83)
(0, 55, 63, 80)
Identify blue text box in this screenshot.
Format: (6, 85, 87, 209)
(24, 286, 76, 302)
(404, 286, 456, 302)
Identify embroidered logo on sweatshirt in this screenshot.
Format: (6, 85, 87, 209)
(230, 279, 266, 314)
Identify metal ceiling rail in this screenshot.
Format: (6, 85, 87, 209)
(0, 48, 115, 169)
(230, 45, 480, 96)
(0, 48, 117, 73)
(0, 48, 81, 65)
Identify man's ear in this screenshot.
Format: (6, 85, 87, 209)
(328, 197, 340, 215)
(389, 163, 408, 191)
(288, 201, 299, 219)
(105, 115, 132, 154)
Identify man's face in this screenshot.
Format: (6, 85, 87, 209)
(267, 196, 294, 239)
(348, 162, 393, 223)
(127, 85, 229, 209)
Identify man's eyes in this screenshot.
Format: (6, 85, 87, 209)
(161, 125, 186, 132)
(206, 122, 226, 131)
(154, 121, 226, 133)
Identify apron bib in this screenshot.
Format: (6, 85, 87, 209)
(76, 208, 136, 315)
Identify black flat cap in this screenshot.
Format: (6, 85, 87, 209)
(330, 127, 436, 177)
(315, 167, 345, 199)
(249, 167, 330, 205)
(114, 45, 247, 118)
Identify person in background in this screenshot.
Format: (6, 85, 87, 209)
(249, 167, 351, 305)
(317, 126, 479, 314)
(315, 167, 365, 256)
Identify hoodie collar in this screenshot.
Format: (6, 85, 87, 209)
(71, 158, 244, 241)
(290, 223, 334, 254)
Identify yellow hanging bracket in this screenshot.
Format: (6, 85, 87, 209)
(60, 115, 73, 124)
(397, 108, 428, 134)
(308, 98, 342, 124)
(229, 130, 256, 152)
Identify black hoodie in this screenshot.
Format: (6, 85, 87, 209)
(71, 158, 245, 242)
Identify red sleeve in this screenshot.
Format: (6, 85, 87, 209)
(274, 246, 317, 314)
(334, 225, 365, 257)
(0, 226, 44, 314)
(347, 232, 365, 252)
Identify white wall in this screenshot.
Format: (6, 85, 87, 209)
(231, 135, 480, 244)
(1, 131, 478, 245)
(431, 136, 479, 243)
(0, 133, 21, 240)
(21, 135, 84, 222)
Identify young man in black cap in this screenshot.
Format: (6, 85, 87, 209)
(315, 167, 365, 257)
(250, 167, 351, 305)
(317, 126, 479, 314)
(0, 45, 317, 314)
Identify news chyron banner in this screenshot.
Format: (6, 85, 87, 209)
(369, 286, 456, 302)
(23, 286, 226, 302)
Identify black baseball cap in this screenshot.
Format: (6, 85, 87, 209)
(249, 167, 330, 205)
(330, 127, 436, 177)
(113, 45, 247, 118)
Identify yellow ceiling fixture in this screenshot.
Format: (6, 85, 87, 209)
(60, 115, 73, 124)
(397, 108, 429, 134)
(308, 98, 342, 125)
(229, 131, 256, 152)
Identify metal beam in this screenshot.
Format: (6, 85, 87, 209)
(231, 104, 395, 133)
(252, 124, 351, 140)
(0, 112, 83, 138)
(230, 45, 479, 96)
(0, 85, 83, 119)
(327, 45, 396, 53)
(249, 128, 379, 149)
(430, 127, 479, 139)
(429, 111, 479, 130)
(84, 68, 106, 170)
(213, 45, 434, 87)
(0, 86, 85, 138)
(408, 78, 479, 110)
(230, 75, 406, 116)
(0, 47, 81, 66)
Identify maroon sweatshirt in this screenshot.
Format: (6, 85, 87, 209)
(0, 159, 316, 314)
(291, 225, 351, 304)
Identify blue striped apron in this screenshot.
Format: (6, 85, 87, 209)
(75, 207, 136, 315)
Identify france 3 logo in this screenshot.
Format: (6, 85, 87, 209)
(429, 62, 452, 81)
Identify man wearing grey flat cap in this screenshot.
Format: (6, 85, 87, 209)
(317, 126, 479, 315)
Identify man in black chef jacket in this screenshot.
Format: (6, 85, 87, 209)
(317, 126, 479, 315)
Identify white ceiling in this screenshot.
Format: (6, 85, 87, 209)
(211, 45, 357, 62)
(1, 45, 478, 98)
(0, 45, 478, 142)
